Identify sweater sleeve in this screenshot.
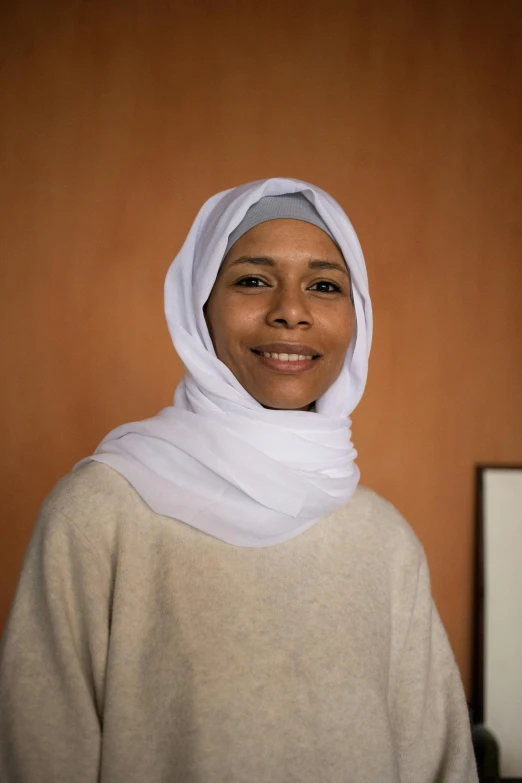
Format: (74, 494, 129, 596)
(390, 549, 478, 783)
(0, 500, 111, 783)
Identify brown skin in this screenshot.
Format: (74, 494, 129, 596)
(204, 218, 355, 411)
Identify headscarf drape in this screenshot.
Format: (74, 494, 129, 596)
(76, 178, 373, 547)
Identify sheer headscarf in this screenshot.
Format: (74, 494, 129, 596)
(76, 177, 373, 547)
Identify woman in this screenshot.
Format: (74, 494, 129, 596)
(0, 178, 477, 782)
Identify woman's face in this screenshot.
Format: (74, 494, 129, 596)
(204, 218, 355, 411)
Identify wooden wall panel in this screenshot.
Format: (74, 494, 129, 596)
(1, 0, 521, 695)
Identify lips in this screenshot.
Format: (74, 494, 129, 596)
(257, 351, 313, 362)
(250, 343, 321, 373)
(251, 343, 322, 358)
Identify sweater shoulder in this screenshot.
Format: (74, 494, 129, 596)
(44, 460, 139, 520)
(339, 485, 425, 565)
(38, 461, 143, 559)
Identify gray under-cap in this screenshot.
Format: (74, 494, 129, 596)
(224, 192, 337, 257)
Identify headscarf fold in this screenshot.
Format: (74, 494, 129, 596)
(76, 177, 373, 547)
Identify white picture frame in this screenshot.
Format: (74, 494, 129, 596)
(473, 465, 522, 779)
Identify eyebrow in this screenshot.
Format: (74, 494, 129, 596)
(229, 255, 349, 276)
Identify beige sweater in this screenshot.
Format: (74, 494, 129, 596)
(0, 462, 477, 783)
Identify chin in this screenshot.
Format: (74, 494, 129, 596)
(256, 393, 316, 411)
(244, 377, 320, 411)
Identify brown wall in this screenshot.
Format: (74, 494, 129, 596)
(1, 0, 521, 696)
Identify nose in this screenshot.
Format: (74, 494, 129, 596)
(265, 285, 313, 329)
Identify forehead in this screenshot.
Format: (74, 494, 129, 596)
(224, 218, 344, 262)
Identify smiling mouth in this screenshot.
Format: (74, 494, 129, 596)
(250, 349, 321, 373)
(252, 350, 317, 362)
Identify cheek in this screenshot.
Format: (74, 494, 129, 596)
(208, 296, 263, 356)
(318, 308, 354, 356)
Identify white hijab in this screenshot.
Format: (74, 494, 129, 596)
(77, 178, 373, 547)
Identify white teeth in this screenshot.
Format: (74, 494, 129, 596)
(261, 352, 314, 362)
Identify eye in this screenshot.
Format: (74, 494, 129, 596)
(235, 276, 270, 288)
(309, 280, 342, 293)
